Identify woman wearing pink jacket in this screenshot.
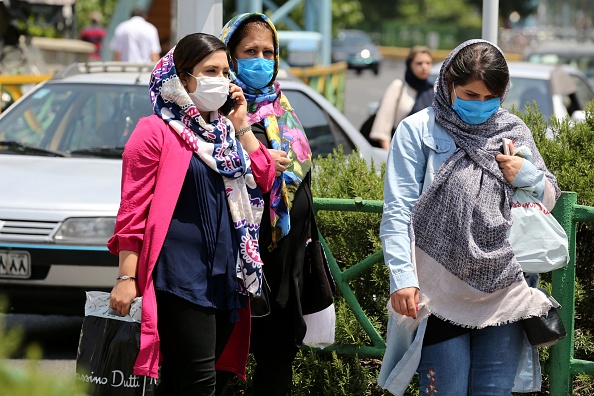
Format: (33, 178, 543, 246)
(107, 33, 275, 395)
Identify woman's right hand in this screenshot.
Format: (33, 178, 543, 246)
(390, 287, 419, 319)
(110, 279, 138, 317)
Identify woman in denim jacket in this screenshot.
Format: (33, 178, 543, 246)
(378, 39, 560, 395)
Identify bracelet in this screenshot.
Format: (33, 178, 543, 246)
(236, 125, 252, 137)
(116, 275, 136, 281)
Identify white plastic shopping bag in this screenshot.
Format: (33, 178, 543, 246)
(507, 188, 569, 273)
(302, 303, 336, 348)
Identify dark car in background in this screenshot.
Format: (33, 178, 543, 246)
(332, 29, 382, 75)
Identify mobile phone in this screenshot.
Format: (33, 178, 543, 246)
(220, 94, 237, 116)
(502, 138, 512, 155)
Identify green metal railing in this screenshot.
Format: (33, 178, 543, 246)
(312, 197, 386, 358)
(313, 192, 594, 395)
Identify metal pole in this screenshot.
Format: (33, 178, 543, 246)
(247, 0, 263, 12)
(304, 0, 317, 31)
(319, 0, 332, 65)
(482, 0, 499, 45)
(236, 0, 247, 14)
(176, 0, 222, 42)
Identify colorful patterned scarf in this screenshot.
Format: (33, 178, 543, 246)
(149, 49, 265, 296)
(220, 13, 312, 250)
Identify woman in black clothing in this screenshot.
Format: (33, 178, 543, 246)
(220, 12, 314, 396)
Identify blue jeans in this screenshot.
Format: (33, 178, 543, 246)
(417, 321, 524, 395)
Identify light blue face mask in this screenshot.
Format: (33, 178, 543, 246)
(451, 86, 501, 124)
(236, 58, 275, 89)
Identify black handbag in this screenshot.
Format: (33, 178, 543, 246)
(523, 288, 567, 347)
(250, 273, 271, 318)
(301, 211, 336, 316)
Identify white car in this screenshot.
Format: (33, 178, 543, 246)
(429, 61, 594, 122)
(523, 43, 594, 84)
(0, 62, 384, 315)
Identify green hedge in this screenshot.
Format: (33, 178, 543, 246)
(0, 301, 80, 395)
(520, 102, 594, 395)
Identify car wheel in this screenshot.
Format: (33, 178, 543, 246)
(373, 65, 379, 76)
(356, 69, 362, 76)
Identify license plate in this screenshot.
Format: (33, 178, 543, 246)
(0, 250, 31, 278)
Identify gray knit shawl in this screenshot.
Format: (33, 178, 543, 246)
(412, 39, 560, 293)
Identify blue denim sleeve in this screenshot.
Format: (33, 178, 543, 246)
(511, 159, 546, 201)
(380, 118, 426, 295)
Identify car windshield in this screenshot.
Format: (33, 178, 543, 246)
(505, 77, 554, 119)
(0, 83, 152, 157)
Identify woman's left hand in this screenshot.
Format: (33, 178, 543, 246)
(495, 140, 524, 183)
(225, 83, 248, 129)
(268, 149, 289, 177)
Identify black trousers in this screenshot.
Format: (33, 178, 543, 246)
(250, 301, 300, 396)
(155, 291, 235, 396)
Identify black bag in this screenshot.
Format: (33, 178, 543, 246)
(523, 288, 567, 347)
(359, 112, 386, 148)
(76, 291, 157, 395)
(250, 273, 272, 318)
(301, 211, 336, 315)
(359, 81, 405, 148)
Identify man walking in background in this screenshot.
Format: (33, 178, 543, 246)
(110, 8, 160, 63)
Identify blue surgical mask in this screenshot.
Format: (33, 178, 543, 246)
(451, 86, 500, 124)
(236, 58, 275, 89)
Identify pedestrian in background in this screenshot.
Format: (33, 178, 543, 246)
(110, 7, 160, 63)
(108, 32, 275, 395)
(220, 12, 314, 396)
(378, 39, 560, 395)
(79, 11, 106, 60)
(368, 46, 434, 150)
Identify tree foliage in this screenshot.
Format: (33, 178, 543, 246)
(398, 0, 482, 28)
(358, 0, 537, 31)
(75, 0, 118, 34)
(0, 301, 80, 395)
(468, 0, 539, 28)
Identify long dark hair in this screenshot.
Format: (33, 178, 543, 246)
(446, 42, 509, 97)
(173, 33, 230, 74)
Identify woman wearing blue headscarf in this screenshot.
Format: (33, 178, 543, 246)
(220, 13, 314, 396)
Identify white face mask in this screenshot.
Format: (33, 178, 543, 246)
(187, 74, 230, 112)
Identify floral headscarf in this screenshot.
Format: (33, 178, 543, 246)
(149, 48, 265, 296)
(220, 13, 313, 250)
